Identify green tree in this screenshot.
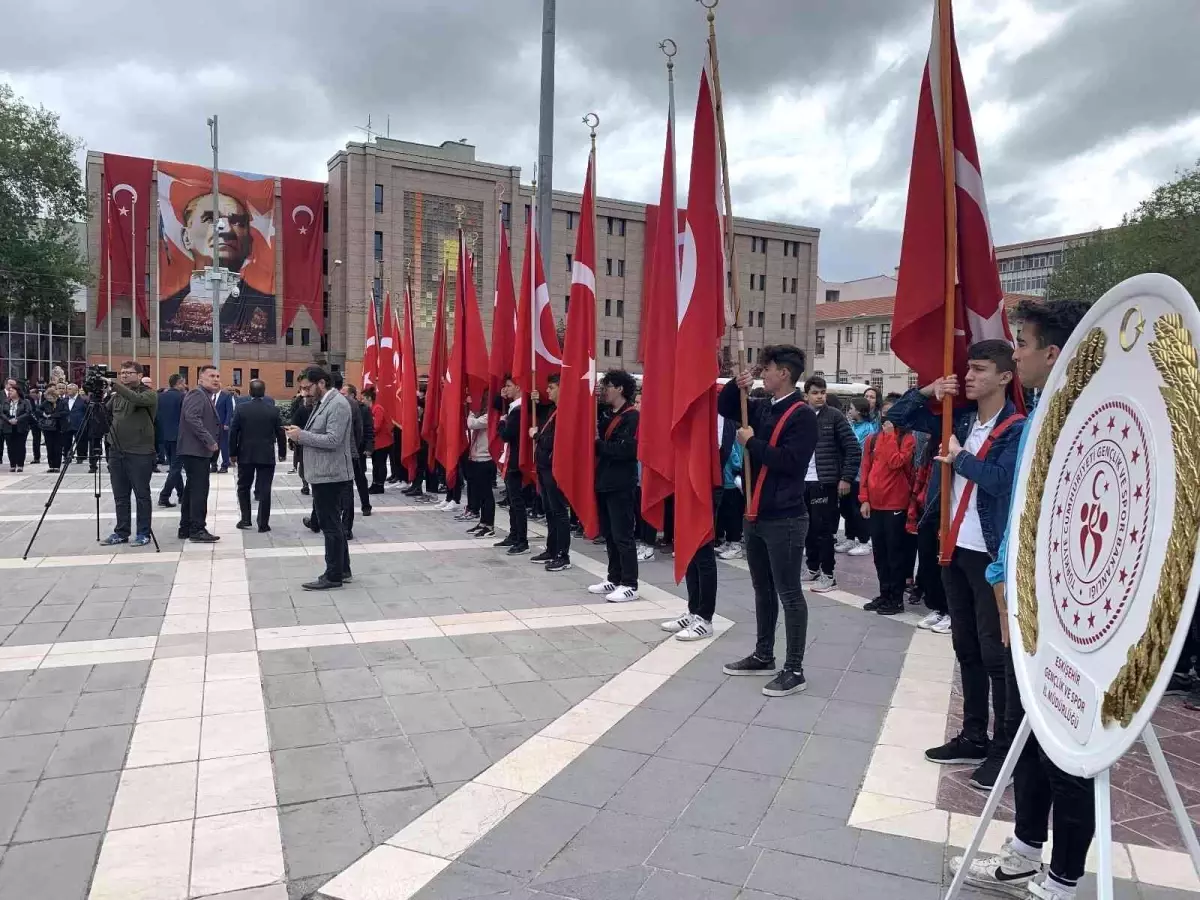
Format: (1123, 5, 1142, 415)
(1047, 162, 1200, 304)
(0, 83, 90, 324)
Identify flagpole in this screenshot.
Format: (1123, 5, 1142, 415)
(529, 171, 538, 440)
(154, 163, 161, 387)
(105, 186, 113, 369)
(700, 0, 754, 505)
(130, 194, 138, 365)
(937, 0, 958, 559)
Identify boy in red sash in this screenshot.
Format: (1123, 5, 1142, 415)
(719, 345, 818, 698)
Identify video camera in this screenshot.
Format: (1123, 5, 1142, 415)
(82, 364, 116, 400)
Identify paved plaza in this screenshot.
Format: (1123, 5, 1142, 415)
(0, 463, 1196, 900)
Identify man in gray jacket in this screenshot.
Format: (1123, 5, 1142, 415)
(286, 366, 354, 590)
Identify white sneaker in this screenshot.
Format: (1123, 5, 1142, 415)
(636, 543, 656, 562)
(801, 569, 820, 584)
(1028, 875, 1076, 900)
(848, 540, 873, 556)
(713, 541, 726, 554)
(834, 538, 856, 554)
(932, 614, 953, 634)
(676, 618, 714, 641)
(588, 581, 617, 595)
(605, 586, 639, 603)
(661, 613, 697, 634)
(433, 498, 451, 511)
(444, 500, 463, 512)
(949, 837, 1044, 898)
(811, 574, 837, 593)
(718, 543, 745, 560)
(918, 611, 942, 630)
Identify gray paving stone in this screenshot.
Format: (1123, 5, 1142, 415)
(793, 665, 852, 699)
(788, 734, 874, 789)
(43, 724, 132, 777)
(812, 700, 886, 743)
(4, 623, 65, 645)
(57, 620, 114, 642)
(410, 862, 525, 900)
(17, 667, 90, 700)
(719, 725, 809, 778)
(695, 679, 769, 724)
(658, 716, 747, 767)
(342, 736, 427, 793)
(407, 636, 466, 662)
(745, 849, 941, 900)
(448, 633, 509, 658)
(471, 719, 551, 762)
(533, 808, 670, 886)
(648, 822, 762, 885)
(388, 693, 464, 734)
(109, 616, 163, 638)
(495, 681, 570, 721)
(206, 630, 257, 654)
(677, 768, 781, 837)
(561, 647, 628, 677)
(154, 633, 207, 658)
(0, 832, 102, 900)
(278, 795, 372, 881)
(0, 674, 27, 702)
(547, 675, 607, 704)
(636, 868, 739, 900)
(749, 693, 827, 733)
(23, 603, 79, 623)
(446, 687, 522, 728)
(521, 651, 586, 681)
(268, 704, 338, 750)
(0, 780, 35, 844)
(359, 641, 416, 667)
(801, 642, 859, 670)
(64, 689, 141, 731)
(252, 608, 300, 629)
(597, 706, 688, 755)
(328, 698, 403, 742)
(495, 631, 557, 655)
(74, 600, 125, 620)
(641, 677, 719, 716)
(474, 654, 541, 686)
(541, 745, 648, 808)
(121, 597, 169, 618)
(848, 648, 906, 678)
(308, 644, 368, 670)
(424, 658, 490, 691)
(774, 778, 857, 820)
(541, 627, 599, 652)
(294, 607, 344, 626)
(853, 831, 946, 883)
(357, 786, 438, 842)
(0, 694, 76, 737)
(0, 733, 58, 784)
(273, 745, 355, 804)
(376, 666, 436, 696)
(317, 667, 382, 702)
(82, 661, 149, 692)
(534, 865, 652, 900)
(459, 796, 598, 880)
(831, 670, 899, 707)
(753, 809, 859, 864)
(606, 755, 712, 822)
(409, 729, 491, 784)
(13, 770, 118, 841)
(264, 672, 325, 708)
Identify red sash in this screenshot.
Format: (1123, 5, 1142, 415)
(543, 409, 558, 431)
(745, 402, 804, 522)
(939, 413, 1023, 564)
(604, 412, 626, 440)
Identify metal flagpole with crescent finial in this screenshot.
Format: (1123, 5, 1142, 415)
(130, 190, 138, 364)
(936, 0, 958, 560)
(529, 167, 538, 440)
(105, 184, 113, 369)
(698, 0, 754, 506)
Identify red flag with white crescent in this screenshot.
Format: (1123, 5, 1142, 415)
(438, 235, 489, 489)
(99, 153, 153, 329)
(280, 178, 326, 337)
(489, 221, 517, 462)
(399, 282, 421, 479)
(362, 294, 380, 390)
(512, 216, 561, 485)
(422, 269, 448, 466)
(378, 292, 397, 422)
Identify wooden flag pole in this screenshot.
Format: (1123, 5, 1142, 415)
(700, 0, 754, 506)
(130, 193, 138, 364)
(937, 0, 958, 563)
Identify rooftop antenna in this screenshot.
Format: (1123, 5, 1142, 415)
(356, 114, 382, 142)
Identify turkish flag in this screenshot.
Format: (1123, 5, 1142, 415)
(422, 269, 449, 467)
(891, 0, 1021, 408)
(99, 153, 153, 329)
(362, 295, 380, 391)
(671, 50, 726, 583)
(512, 216, 561, 484)
(489, 221, 517, 463)
(638, 113, 680, 532)
(438, 237, 490, 489)
(378, 292, 397, 422)
(399, 282, 421, 479)
(280, 178, 325, 336)
(553, 152, 600, 539)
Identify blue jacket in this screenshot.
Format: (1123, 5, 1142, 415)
(887, 388, 1025, 558)
(215, 391, 234, 427)
(157, 388, 186, 443)
(65, 395, 89, 432)
(985, 393, 1039, 585)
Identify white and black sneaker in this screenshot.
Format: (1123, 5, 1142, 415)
(661, 613, 697, 634)
(925, 735, 988, 765)
(676, 618, 714, 642)
(949, 837, 1045, 898)
(545, 557, 572, 573)
(801, 568, 820, 584)
(722, 655, 777, 676)
(762, 669, 807, 697)
(605, 586, 639, 603)
(587, 581, 617, 595)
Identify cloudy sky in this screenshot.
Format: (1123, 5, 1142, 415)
(5, 0, 1198, 281)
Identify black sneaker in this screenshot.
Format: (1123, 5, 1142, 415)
(926, 735, 988, 765)
(368, 485, 385, 495)
(1165, 672, 1193, 695)
(864, 595, 884, 611)
(968, 754, 1010, 792)
(158, 498, 176, 508)
(530, 550, 554, 563)
(545, 557, 572, 572)
(362, 507, 372, 517)
(763, 669, 807, 698)
(876, 601, 904, 616)
(235, 520, 252, 530)
(494, 536, 515, 548)
(722, 655, 778, 676)
(507, 542, 530, 555)
(474, 526, 496, 538)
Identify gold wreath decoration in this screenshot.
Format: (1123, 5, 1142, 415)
(1101, 313, 1200, 727)
(1015, 327, 1107, 655)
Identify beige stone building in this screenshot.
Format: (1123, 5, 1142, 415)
(995, 230, 1106, 296)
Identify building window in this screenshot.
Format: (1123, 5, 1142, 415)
(565, 295, 570, 313)
(606, 258, 613, 276)
(323, 248, 328, 275)
(791, 277, 798, 294)
(871, 369, 884, 391)
(604, 338, 611, 357)
(301, 328, 311, 346)
(751, 236, 759, 253)
(605, 298, 612, 317)
(837, 369, 849, 382)
(757, 310, 765, 327)
(618, 218, 626, 236)
(866, 325, 877, 353)
(815, 329, 825, 356)
(790, 314, 796, 330)
(760, 238, 768, 254)
(616, 299, 624, 318)
(607, 217, 614, 235)
(373, 231, 383, 261)
(285, 328, 294, 346)
(781, 277, 788, 293)
(232, 368, 243, 387)
(747, 347, 754, 363)
(782, 240, 791, 256)
(881, 322, 891, 351)
(178, 366, 189, 382)
(617, 259, 625, 277)
(285, 370, 295, 388)
(780, 314, 786, 330)
(374, 184, 384, 214)
(615, 339, 623, 357)
(120, 317, 131, 338)
(825, 289, 840, 303)
(501, 202, 511, 227)
(844, 326, 854, 342)
(791, 242, 799, 258)
(250, 368, 259, 380)
(566, 253, 573, 272)
(567, 211, 575, 230)
(323, 292, 329, 320)
(908, 370, 918, 389)
(524, 203, 531, 223)
(727, 270, 732, 287)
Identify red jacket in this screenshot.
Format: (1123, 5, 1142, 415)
(858, 429, 915, 511)
(371, 403, 393, 450)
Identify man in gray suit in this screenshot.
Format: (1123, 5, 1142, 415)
(178, 365, 222, 543)
(285, 365, 354, 590)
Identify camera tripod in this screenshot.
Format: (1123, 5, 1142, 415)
(22, 400, 161, 559)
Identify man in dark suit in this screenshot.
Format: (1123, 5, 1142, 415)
(178, 365, 222, 542)
(229, 379, 286, 532)
(212, 388, 235, 473)
(157, 374, 187, 508)
(63, 383, 89, 465)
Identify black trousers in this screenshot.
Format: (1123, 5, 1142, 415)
(237, 463, 275, 528)
(371, 448, 391, 487)
(465, 459, 497, 527)
(4, 430, 28, 468)
(839, 484, 870, 543)
(1175, 608, 1199, 674)
(715, 487, 745, 543)
(685, 541, 718, 621)
(598, 488, 638, 588)
(353, 455, 371, 511)
(179, 455, 212, 537)
(746, 515, 809, 671)
(1007, 657, 1095, 883)
(313, 480, 352, 582)
(294, 446, 308, 489)
(30, 424, 41, 462)
(389, 427, 404, 480)
(804, 482, 839, 575)
(504, 469, 527, 542)
(539, 465, 570, 560)
(160, 440, 184, 502)
(944, 547, 1009, 753)
(869, 508, 909, 606)
(108, 448, 155, 539)
(44, 431, 64, 469)
(916, 518, 947, 614)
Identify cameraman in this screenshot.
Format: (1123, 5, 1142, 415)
(102, 362, 158, 547)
